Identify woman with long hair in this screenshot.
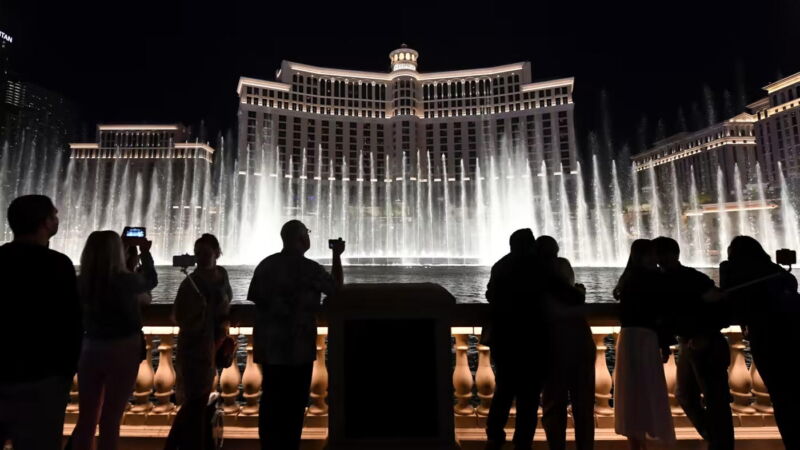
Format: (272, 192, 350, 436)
(721, 235, 800, 447)
(72, 231, 157, 450)
(165, 234, 232, 450)
(613, 239, 675, 450)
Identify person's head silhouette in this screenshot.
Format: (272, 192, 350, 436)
(509, 228, 536, 257)
(281, 220, 311, 255)
(653, 236, 680, 270)
(7, 195, 59, 246)
(727, 235, 771, 266)
(536, 235, 559, 260)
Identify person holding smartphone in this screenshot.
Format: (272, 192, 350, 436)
(247, 220, 344, 450)
(72, 231, 157, 450)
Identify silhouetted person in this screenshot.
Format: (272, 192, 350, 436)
(72, 231, 157, 450)
(484, 228, 546, 450)
(0, 195, 82, 449)
(537, 236, 595, 450)
(248, 220, 344, 450)
(653, 236, 732, 450)
(166, 234, 232, 450)
(720, 236, 800, 448)
(613, 239, 675, 450)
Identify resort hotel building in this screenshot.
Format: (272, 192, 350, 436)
(236, 45, 577, 182)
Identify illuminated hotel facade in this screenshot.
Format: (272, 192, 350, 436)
(750, 71, 800, 183)
(235, 46, 577, 182)
(69, 124, 215, 162)
(631, 113, 758, 198)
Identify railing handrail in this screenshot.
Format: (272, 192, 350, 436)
(142, 300, 623, 327)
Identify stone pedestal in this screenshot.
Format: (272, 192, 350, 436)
(325, 283, 459, 450)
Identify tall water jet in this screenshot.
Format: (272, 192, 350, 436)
(591, 154, 613, 263)
(715, 165, 730, 262)
(687, 167, 705, 265)
(669, 163, 686, 253)
(778, 162, 800, 252)
(632, 166, 642, 239)
(648, 165, 661, 237)
(611, 161, 627, 263)
(575, 161, 593, 264)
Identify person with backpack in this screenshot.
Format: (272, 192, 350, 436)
(165, 234, 232, 450)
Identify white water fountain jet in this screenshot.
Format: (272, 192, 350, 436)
(715, 166, 730, 262)
(778, 162, 800, 251)
(340, 159, 348, 248)
(632, 166, 642, 239)
(459, 159, 468, 257)
(131, 172, 144, 227)
(575, 162, 593, 265)
(733, 163, 750, 236)
(648, 165, 661, 237)
(591, 154, 613, 263)
(688, 168, 705, 265)
(357, 149, 364, 257)
(611, 161, 627, 263)
(559, 163, 575, 262)
(426, 151, 434, 256)
(300, 148, 307, 222)
(370, 151, 376, 257)
(755, 162, 778, 254)
(415, 149, 423, 255)
(442, 154, 451, 258)
(315, 146, 323, 252)
(475, 160, 486, 262)
(401, 152, 408, 260)
(669, 163, 686, 252)
(539, 161, 555, 237)
(384, 154, 392, 256)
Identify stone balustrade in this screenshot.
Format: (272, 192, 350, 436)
(60, 302, 777, 442)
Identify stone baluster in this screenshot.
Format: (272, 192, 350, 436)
(593, 328, 614, 423)
(452, 331, 475, 416)
(308, 332, 329, 416)
(749, 354, 773, 414)
(475, 344, 495, 417)
(220, 330, 242, 415)
(663, 345, 684, 416)
(67, 373, 79, 413)
(241, 333, 263, 415)
(727, 329, 756, 415)
(65, 373, 80, 423)
(152, 333, 176, 414)
(130, 334, 154, 413)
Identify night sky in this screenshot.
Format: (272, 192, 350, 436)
(3, 0, 799, 157)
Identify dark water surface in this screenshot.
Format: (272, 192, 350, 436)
(150, 265, 721, 305)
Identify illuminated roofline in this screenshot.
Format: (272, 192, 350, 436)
(236, 77, 291, 96)
(521, 77, 574, 92)
(98, 125, 179, 131)
(283, 61, 528, 82)
(175, 142, 216, 154)
(763, 71, 800, 94)
(69, 143, 99, 149)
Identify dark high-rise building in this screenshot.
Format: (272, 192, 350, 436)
(0, 29, 77, 158)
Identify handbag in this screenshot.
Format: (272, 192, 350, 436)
(183, 270, 238, 369)
(215, 334, 238, 369)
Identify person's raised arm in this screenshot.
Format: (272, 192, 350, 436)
(331, 239, 345, 289)
(61, 256, 83, 378)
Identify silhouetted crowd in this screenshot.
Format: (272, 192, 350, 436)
(0, 194, 798, 450)
(484, 229, 800, 450)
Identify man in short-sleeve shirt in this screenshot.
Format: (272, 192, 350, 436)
(248, 220, 343, 450)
